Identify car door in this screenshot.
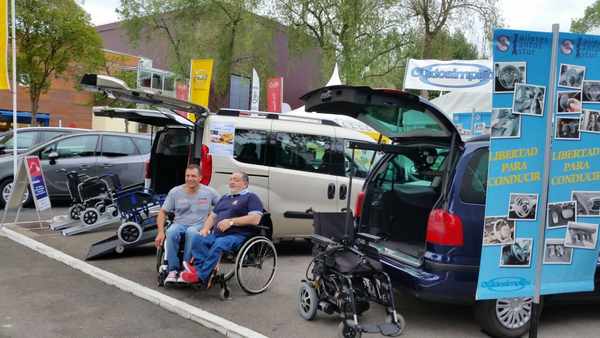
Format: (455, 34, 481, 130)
(39, 134, 99, 196)
(97, 135, 146, 188)
(268, 120, 339, 238)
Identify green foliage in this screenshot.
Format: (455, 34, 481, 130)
(571, 0, 600, 33)
(118, 0, 276, 109)
(16, 0, 104, 122)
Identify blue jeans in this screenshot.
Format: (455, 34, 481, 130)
(165, 223, 203, 272)
(190, 233, 247, 282)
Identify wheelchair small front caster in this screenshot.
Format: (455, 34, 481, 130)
(385, 311, 405, 337)
(220, 287, 231, 301)
(337, 321, 361, 338)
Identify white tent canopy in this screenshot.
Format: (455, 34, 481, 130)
(430, 91, 492, 118)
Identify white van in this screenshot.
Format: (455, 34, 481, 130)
(82, 73, 376, 240)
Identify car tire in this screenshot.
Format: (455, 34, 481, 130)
(0, 177, 33, 208)
(474, 297, 540, 338)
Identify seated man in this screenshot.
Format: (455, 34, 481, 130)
(180, 171, 263, 286)
(155, 164, 220, 284)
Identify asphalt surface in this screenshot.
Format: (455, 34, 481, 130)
(2, 206, 600, 338)
(0, 234, 223, 338)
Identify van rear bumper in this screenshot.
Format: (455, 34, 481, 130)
(383, 259, 478, 305)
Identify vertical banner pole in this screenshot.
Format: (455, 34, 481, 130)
(10, 0, 17, 176)
(529, 23, 560, 338)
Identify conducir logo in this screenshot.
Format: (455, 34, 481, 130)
(410, 63, 492, 89)
(480, 277, 531, 292)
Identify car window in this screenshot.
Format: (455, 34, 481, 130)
(362, 104, 450, 138)
(234, 129, 268, 165)
(40, 135, 98, 159)
(1, 131, 36, 149)
(132, 137, 151, 154)
(101, 135, 138, 157)
(272, 132, 336, 174)
(371, 147, 448, 190)
(156, 129, 190, 155)
(39, 131, 67, 143)
(460, 148, 489, 204)
(342, 139, 381, 178)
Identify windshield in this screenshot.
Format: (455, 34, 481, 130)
(360, 105, 450, 139)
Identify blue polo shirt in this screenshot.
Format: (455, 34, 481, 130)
(212, 189, 263, 236)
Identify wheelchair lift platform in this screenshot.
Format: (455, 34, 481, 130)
(85, 225, 158, 260)
(49, 215, 80, 231)
(61, 214, 120, 236)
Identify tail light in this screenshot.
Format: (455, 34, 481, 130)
(200, 144, 212, 185)
(426, 209, 464, 246)
(354, 191, 366, 218)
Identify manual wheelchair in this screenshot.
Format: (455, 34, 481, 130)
(156, 213, 278, 300)
(298, 212, 405, 338)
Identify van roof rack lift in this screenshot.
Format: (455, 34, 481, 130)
(216, 108, 340, 127)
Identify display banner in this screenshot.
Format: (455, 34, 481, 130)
(251, 68, 260, 111)
(266, 77, 283, 113)
(189, 59, 213, 107)
(0, 0, 8, 90)
(404, 59, 492, 92)
(477, 29, 554, 300)
(541, 32, 600, 295)
(26, 156, 51, 211)
(477, 28, 600, 300)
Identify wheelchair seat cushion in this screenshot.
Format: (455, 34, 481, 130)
(332, 250, 383, 274)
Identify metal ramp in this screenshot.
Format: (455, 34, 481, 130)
(61, 213, 120, 236)
(85, 224, 158, 260)
(49, 215, 80, 231)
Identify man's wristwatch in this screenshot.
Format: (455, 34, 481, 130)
(229, 219, 235, 226)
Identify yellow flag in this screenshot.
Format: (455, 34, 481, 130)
(0, 0, 9, 90)
(189, 59, 213, 107)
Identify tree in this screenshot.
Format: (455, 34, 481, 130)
(16, 0, 104, 124)
(118, 0, 275, 109)
(273, 0, 412, 85)
(571, 1, 600, 33)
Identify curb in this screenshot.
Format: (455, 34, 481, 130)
(0, 227, 269, 338)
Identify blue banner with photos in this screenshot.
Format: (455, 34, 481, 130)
(477, 28, 600, 300)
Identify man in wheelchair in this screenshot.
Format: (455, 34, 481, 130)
(154, 164, 220, 284)
(180, 171, 264, 287)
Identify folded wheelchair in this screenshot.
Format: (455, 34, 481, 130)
(298, 212, 405, 338)
(156, 213, 278, 300)
(65, 171, 118, 225)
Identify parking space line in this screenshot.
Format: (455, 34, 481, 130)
(0, 227, 269, 338)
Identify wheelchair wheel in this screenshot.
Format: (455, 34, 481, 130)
(117, 221, 143, 245)
(82, 208, 99, 225)
(385, 311, 405, 337)
(219, 253, 236, 282)
(235, 236, 277, 294)
(298, 282, 318, 320)
(69, 204, 84, 220)
(156, 247, 165, 273)
(338, 321, 361, 338)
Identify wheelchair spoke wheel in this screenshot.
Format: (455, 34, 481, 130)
(235, 237, 277, 294)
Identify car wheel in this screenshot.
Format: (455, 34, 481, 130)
(475, 297, 537, 338)
(0, 178, 32, 208)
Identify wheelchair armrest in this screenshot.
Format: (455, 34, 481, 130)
(356, 232, 382, 243)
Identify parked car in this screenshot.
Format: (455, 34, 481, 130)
(0, 127, 89, 156)
(0, 131, 151, 207)
(92, 105, 377, 240)
(301, 85, 600, 338)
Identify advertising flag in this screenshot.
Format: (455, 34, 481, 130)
(0, 0, 9, 90)
(267, 77, 283, 113)
(251, 68, 260, 111)
(189, 59, 213, 107)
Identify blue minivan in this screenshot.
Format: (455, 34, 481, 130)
(301, 85, 600, 338)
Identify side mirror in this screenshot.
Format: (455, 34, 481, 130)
(48, 151, 59, 165)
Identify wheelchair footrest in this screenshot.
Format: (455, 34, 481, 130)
(359, 323, 402, 336)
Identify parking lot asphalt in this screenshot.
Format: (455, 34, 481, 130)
(3, 206, 600, 338)
(0, 233, 223, 338)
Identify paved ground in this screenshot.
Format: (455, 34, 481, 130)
(0, 234, 223, 338)
(2, 206, 600, 338)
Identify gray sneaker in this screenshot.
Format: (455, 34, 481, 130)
(165, 271, 178, 284)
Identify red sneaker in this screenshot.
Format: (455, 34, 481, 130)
(183, 261, 197, 275)
(180, 270, 200, 284)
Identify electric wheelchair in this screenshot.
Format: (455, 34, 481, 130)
(156, 213, 278, 300)
(298, 212, 405, 338)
